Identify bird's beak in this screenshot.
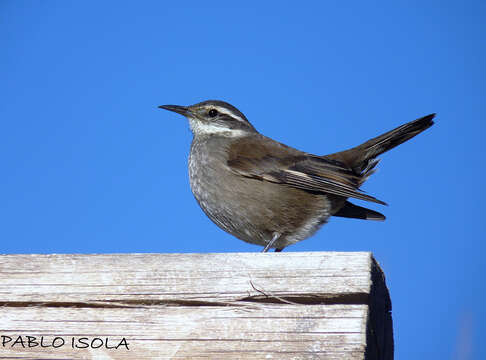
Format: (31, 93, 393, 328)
(158, 105, 191, 117)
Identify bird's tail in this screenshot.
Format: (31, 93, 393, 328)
(327, 113, 435, 176)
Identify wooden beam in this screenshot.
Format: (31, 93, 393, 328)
(0, 252, 392, 359)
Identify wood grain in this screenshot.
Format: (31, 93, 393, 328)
(0, 252, 392, 359)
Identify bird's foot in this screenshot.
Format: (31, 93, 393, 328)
(261, 233, 280, 253)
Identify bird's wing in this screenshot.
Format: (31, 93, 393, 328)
(227, 136, 386, 205)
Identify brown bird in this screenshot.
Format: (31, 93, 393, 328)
(159, 100, 435, 252)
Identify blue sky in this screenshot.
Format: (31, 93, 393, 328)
(1, 1, 484, 359)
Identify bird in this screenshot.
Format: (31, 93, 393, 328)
(159, 100, 435, 252)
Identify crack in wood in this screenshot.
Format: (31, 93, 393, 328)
(0, 292, 369, 309)
(240, 293, 369, 305)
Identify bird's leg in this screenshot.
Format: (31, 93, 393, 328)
(262, 233, 280, 253)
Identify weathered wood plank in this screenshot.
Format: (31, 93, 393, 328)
(0, 252, 392, 359)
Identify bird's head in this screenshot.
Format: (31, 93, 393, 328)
(159, 100, 257, 137)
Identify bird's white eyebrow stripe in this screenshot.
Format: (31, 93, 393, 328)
(212, 106, 246, 123)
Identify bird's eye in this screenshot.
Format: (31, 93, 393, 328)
(208, 109, 218, 117)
